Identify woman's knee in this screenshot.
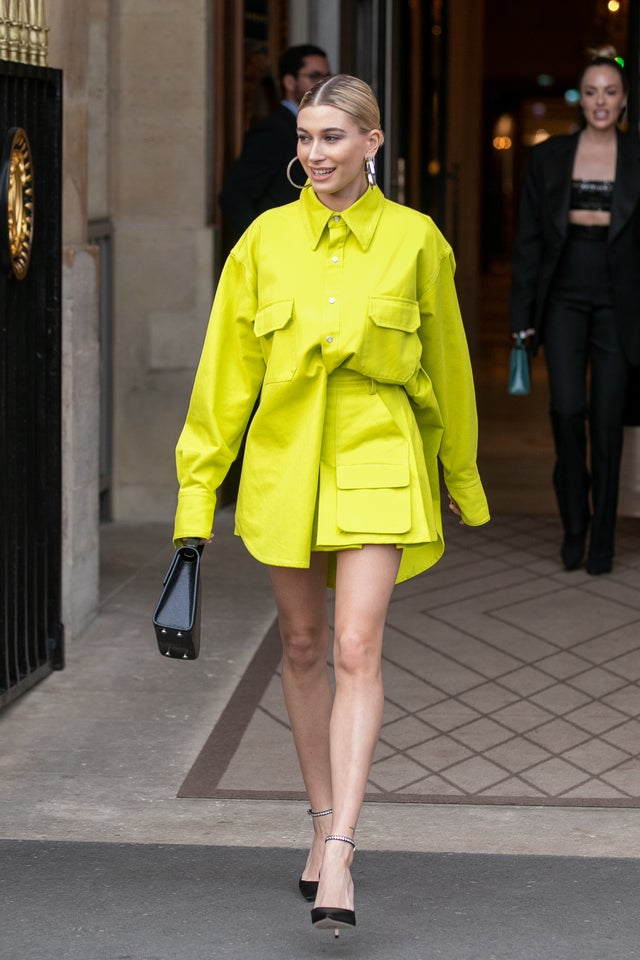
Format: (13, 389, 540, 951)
(281, 624, 328, 672)
(333, 626, 382, 679)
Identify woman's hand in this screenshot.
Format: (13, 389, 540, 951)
(178, 534, 213, 547)
(512, 328, 535, 340)
(447, 493, 464, 525)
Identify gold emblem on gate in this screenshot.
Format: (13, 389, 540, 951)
(1, 128, 35, 280)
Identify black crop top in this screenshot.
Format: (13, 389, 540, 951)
(570, 179, 613, 212)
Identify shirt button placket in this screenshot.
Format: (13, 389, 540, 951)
(323, 216, 346, 360)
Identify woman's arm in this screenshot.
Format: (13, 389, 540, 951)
(509, 149, 545, 338)
(173, 249, 265, 544)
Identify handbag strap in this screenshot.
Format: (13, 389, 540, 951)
(162, 543, 204, 586)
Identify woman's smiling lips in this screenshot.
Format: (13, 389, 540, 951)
(310, 166, 336, 180)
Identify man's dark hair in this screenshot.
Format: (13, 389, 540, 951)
(278, 44, 327, 82)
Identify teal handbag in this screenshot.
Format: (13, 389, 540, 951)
(508, 335, 530, 395)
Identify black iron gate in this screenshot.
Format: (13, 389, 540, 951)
(0, 60, 63, 709)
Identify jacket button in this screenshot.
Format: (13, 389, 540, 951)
(327, 336, 334, 343)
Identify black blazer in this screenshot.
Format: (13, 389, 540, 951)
(218, 104, 305, 243)
(509, 130, 640, 364)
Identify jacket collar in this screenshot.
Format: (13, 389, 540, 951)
(541, 133, 578, 239)
(300, 184, 385, 250)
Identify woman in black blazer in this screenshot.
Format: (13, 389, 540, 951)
(509, 47, 640, 574)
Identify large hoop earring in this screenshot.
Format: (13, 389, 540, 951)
(365, 156, 377, 188)
(286, 157, 307, 189)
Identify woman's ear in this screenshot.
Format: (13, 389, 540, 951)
(367, 129, 383, 156)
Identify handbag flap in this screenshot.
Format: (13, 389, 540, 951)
(153, 546, 201, 631)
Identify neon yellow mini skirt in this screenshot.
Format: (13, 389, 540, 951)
(312, 368, 438, 553)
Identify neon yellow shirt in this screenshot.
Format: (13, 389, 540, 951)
(174, 185, 489, 583)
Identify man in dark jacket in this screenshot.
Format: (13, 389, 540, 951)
(219, 44, 330, 242)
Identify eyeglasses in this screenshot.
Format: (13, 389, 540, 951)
(297, 71, 331, 83)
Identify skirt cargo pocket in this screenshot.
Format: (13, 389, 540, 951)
(336, 462, 411, 534)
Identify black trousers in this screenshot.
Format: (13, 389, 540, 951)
(543, 226, 630, 561)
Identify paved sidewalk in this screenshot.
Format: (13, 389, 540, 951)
(1, 507, 640, 859)
(2, 508, 640, 959)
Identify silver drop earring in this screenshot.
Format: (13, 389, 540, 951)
(286, 157, 308, 189)
(365, 157, 376, 188)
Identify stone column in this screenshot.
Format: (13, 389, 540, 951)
(47, 0, 101, 639)
(109, 0, 215, 523)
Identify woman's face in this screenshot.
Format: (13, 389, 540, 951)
(296, 104, 381, 211)
(580, 64, 626, 132)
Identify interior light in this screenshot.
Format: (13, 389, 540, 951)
(608, 0, 621, 12)
(564, 88, 581, 104)
(536, 74, 554, 88)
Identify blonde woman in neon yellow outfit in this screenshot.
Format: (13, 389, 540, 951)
(174, 75, 489, 936)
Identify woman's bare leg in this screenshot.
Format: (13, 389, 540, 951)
(315, 544, 401, 912)
(269, 552, 333, 882)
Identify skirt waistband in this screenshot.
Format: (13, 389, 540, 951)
(567, 224, 609, 241)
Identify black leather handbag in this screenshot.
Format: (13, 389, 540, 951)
(153, 543, 204, 660)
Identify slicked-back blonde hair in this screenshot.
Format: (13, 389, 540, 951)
(299, 74, 385, 145)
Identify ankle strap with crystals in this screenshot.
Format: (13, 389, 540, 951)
(324, 834, 355, 850)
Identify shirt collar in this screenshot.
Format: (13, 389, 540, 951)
(281, 99, 298, 117)
(300, 185, 385, 251)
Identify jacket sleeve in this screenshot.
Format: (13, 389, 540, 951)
(413, 236, 490, 527)
(173, 246, 265, 543)
(509, 147, 545, 336)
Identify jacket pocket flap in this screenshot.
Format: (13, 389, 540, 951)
(368, 297, 420, 332)
(337, 463, 409, 489)
(254, 299, 294, 336)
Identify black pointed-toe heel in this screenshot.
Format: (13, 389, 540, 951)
(311, 835, 356, 938)
(298, 878, 319, 902)
(298, 807, 332, 901)
(561, 531, 587, 570)
(311, 907, 356, 937)
(586, 555, 612, 575)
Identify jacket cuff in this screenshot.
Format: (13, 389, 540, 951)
(447, 476, 490, 527)
(173, 491, 217, 546)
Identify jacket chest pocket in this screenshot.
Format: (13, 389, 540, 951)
(360, 296, 422, 383)
(254, 299, 297, 383)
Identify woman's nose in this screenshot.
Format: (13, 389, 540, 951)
(308, 140, 325, 160)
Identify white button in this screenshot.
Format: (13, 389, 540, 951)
(327, 336, 334, 343)
(329, 297, 336, 303)
(333, 215, 340, 222)
(331, 256, 339, 263)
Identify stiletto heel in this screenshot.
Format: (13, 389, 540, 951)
(298, 807, 332, 901)
(310, 835, 356, 937)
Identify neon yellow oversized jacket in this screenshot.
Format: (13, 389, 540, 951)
(174, 185, 489, 583)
